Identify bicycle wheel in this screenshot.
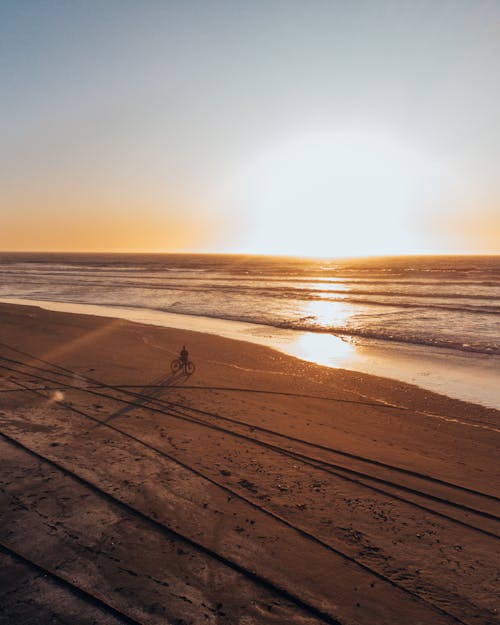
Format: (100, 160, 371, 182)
(185, 361, 195, 375)
(171, 358, 182, 373)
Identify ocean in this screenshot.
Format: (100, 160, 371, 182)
(1, 253, 499, 407)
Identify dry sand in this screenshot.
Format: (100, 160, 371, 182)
(0, 302, 498, 625)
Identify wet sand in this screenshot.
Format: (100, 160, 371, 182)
(0, 302, 498, 625)
(3, 296, 499, 409)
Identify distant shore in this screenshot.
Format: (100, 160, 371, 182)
(1, 296, 499, 409)
(0, 301, 499, 624)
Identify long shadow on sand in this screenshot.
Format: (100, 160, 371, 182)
(90, 369, 189, 429)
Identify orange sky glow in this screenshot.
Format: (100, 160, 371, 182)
(1, 3, 499, 257)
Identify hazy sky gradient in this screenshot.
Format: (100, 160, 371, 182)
(1, 1, 499, 255)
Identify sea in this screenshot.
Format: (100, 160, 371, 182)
(1, 253, 499, 408)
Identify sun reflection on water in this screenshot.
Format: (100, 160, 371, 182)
(287, 331, 355, 367)
(285, 300, 355, 367)
(297, 299, 352, 328)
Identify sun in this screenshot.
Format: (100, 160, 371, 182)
(221, 128, 449, 257)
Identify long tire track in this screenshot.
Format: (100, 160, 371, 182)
(115, 383, 500, 430)
(2, 353, 499, 533)
(151, 397, 500, 528)
(1, 342, 498, 497)
(1, 349, 497, 504)
(0, 543, 145, 625)
(0, 374, 472, 625)
(104, 387, 500, 506)
(0, 430, 343, 625)
(1, 356, 499, 539)
(143, 399, 500, 538)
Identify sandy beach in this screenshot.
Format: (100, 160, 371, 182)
(0, 302, 498, 625)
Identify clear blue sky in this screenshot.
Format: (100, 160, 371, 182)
(1, 1, 499, 255)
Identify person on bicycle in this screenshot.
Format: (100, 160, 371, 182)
(180, 345, 188, 366)
(171, 346, 194, 375)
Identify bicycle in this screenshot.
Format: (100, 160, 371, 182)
(170, 358, 195, 375)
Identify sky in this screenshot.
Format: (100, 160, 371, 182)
(1, 1, 499, 257)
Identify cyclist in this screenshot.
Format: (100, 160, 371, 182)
(171, 345, 194, 375)
(179, 345, 189, 366)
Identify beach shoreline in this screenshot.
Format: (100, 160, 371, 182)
(1, 296, 499, 410)
(0, 302, 498, 624)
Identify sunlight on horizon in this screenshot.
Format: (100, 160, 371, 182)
(219, 128, 458, 258)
